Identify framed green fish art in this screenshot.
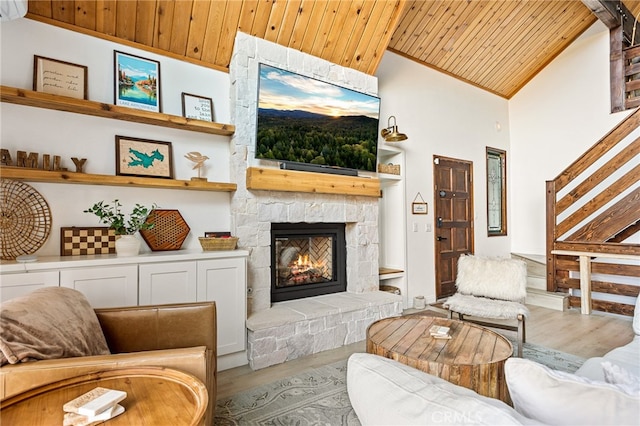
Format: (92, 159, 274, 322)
(115, 135, 174, 179)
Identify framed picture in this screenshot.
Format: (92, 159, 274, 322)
(114, 50, 161, 112)
(182, 92, 214, 121)
(411, 192, 428, 215)
(412, 202, 428, 215)
(115, 135, 173, 179)
(33, 55, 88, 99)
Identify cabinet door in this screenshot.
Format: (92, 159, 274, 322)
(0, 271, 59, 302)
(60, 265, 138, 308)
(139, 261, 197, 305)
(197, 257, 247, 356)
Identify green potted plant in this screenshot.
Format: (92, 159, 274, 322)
(84, 200, 156, 256)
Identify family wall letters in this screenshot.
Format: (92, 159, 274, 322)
(0, 149, 87, 173)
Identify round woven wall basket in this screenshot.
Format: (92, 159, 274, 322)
(1, 179, 52, 260)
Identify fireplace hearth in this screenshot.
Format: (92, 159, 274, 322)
(271, 223, 346, 302)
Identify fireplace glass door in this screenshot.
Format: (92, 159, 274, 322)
(271, 223, 346, 302)
(276, 235, 333, 287)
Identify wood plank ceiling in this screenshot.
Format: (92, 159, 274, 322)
(25, 1, 640, 99)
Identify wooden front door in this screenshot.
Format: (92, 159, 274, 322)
(433, 156, 474, 299)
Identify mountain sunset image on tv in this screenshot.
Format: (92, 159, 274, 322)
(256, 64, 380, 173)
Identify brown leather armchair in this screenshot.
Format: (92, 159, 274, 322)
(0, 302, 217, 425)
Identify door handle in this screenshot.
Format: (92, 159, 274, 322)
(437, 236, 448, 241)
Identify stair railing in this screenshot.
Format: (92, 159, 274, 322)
(545, 108, 640, 315)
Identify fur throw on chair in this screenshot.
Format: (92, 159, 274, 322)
(445, 293, 529, 319)
(455, 255, 527, 301)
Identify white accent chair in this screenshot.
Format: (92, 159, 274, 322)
(443, 254, 529, 357)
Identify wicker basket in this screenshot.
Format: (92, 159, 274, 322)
(378, 163, 400, 175)
(198, 237, 238, 251)
(380, 285, 401, 295)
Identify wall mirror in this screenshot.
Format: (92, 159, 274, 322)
(486, 147, 507, 236)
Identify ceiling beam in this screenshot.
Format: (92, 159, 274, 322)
(582, 0, 640, 45)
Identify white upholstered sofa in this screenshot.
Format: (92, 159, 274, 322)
(347, 296, 640, 425)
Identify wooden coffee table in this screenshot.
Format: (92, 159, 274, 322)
(0, 366, 208, 425)
(367, 315, 513, 403)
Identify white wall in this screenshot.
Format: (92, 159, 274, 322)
(509, 21, 635, 255)
(376, 51, 511, 304)
(1, 19, 234, 256)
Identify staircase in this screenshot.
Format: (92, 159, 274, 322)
(512, 253, 568, 311)
(546, 108, 640, 316)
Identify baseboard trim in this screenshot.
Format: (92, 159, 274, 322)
(526, 289, 568, 311)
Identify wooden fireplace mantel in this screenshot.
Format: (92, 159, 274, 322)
(246, 167, 381, 197)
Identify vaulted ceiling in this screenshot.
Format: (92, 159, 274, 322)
(26, 1, 640, 98)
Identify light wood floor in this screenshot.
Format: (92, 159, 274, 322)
(217, 305, 635, 399)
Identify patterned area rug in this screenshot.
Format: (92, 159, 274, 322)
(214, 342, 585, 425)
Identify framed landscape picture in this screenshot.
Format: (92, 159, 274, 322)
(115, 135, 173, 179)
(33, 55, 88, 100)
(114, 51, 161, 112)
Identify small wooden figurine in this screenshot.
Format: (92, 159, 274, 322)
(184, 151, 209, 181)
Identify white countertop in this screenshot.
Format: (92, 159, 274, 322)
(0, 249, 250, 273)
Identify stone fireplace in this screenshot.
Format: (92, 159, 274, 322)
(229, 32, 402, 369)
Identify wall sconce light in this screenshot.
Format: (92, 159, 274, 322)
(380, 116, 408, 142)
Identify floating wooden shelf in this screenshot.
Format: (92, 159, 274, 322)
(0, 167, 236, 192)
(246, 167, 381, 197)
(379, 267, 404, 275)
(379, 267, 405, 281)
(1, 85, 235, 136)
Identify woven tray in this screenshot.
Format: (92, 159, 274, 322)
(199, 237, 238, 251)
(1, 179, 52, 260)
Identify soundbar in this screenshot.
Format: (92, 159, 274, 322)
(279, 162, 359, 177)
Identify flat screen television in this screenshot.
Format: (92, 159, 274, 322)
(255, 63, 380, 174)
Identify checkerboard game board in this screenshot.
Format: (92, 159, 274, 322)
(60, 227, 116, 256)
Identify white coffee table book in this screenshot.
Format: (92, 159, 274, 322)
(62, 387, 126, 425)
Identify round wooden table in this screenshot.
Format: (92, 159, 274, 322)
(0, 366, 208, 426)
(366, 315, 513, 403)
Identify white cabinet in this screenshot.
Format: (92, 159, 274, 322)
(378, 145, 407, 307)
(0, 271, 59, 302)
(197, 257, 247, 356)
(139, 261, 197, 305)
(0, 250, 249, 369)
(60, 265, 138, 308)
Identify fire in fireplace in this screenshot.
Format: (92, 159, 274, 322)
(271, 223, 346, 302)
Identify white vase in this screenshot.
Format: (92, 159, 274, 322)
(115, 234, 140, 257)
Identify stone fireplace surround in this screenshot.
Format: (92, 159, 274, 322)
(229, 33, 402, 370)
